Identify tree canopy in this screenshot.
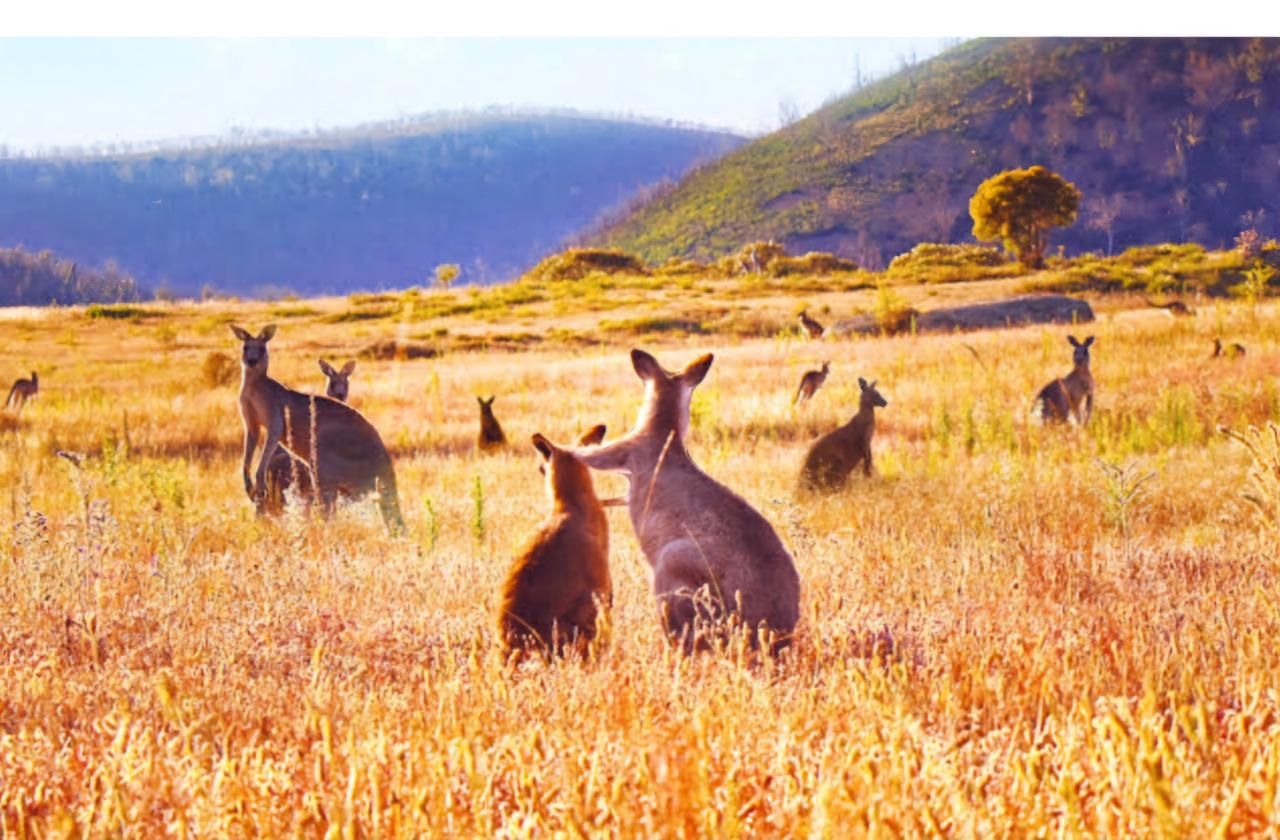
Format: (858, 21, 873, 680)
(970, 166, 1082, 269)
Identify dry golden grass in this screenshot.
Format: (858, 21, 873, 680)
(3, 288, 1280, 836)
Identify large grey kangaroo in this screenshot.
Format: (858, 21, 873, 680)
(230, 325, 403, 533)
(5, 371, 38, 412)
(567, 349, 801, 652)
(261, 358, 358, 516)
(1034, 335, 1095, 426)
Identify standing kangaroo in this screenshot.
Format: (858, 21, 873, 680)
(260, 358, 358, 516)
(566, 349, 801, 652)
(798, 310, 825, 339)
(1034, 335, 1095, 426)
(477, 396, 507, 451)
(230, 325, 403, 532)
(498, 425, 611, 660)
(799, 378, 888, 492)
(793, 361, 831, 407)
(5, 371, 38, 411)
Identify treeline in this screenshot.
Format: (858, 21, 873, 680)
(0, 114, 744, 297)
(0, 247, 147, 306)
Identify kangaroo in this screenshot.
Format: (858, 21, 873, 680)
(4, 371, 38, 411)
(260, 358, 358, 516)
(1213, 338, 1246, 358)
(1033, 335, 1095, 426)
(477, 396, 507, 451)
(566, 349, 800, 652)
(498, 425, 611, 660)
(799, 378, 888, 492)
(1145, 297, 1195, 317)
(798, 310, 825, 339)
(793, 361, 831, 407)
(230, 325, 403, 533)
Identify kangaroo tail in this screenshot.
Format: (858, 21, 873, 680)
(793, 384, 805, 406)
(3, 383, 16, 408)
(376, 463, 405, 536)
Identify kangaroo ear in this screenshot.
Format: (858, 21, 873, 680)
(858, 377, 868, 390)
(681, 353, 714, 386)
(229, 324, 253, 342)
(259, 324, 277, 342)
(578, 424, 607, 446)
(341, 360, 356, 376)
(1067, 335, 1080, 347)
(531, 433, 554, 461)
(631, 349, 665, 382)
(1084, 336, 1096, 347)
(476, 396, 485, 407)
(318, 359, 335, 377)
(871, 379, 878, 388)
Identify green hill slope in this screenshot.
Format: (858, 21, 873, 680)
(592, 38, 1280, 268)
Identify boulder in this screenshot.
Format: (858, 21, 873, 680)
(828, 294, 1093, 337)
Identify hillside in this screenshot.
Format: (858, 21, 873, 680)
(0, 112, 743, 298)
(593, 38, 1280, 268)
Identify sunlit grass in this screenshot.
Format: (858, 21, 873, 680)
(2, 293, 1280, 835)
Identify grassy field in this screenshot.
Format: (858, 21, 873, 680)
(3, 276, 1280, 836)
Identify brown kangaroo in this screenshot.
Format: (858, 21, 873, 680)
(798, 310, 825, 339)
(1145, 297, 1195, 317)
(477, 396, 507, 451)
(260, 358, 358, 516)
(498, 425, 611, 660)
(793, 361, 831, 407)
(4, 371, 38, 411)
(1034, 335, 1095, 426)
(230, 325, 403, 533)
(566, 349, 800, 652)
(1213, 338, 1246, 358)
(799, 378, 888, 492)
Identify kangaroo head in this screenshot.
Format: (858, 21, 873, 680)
(821, 361, 831, 375)
(532, 424, 607, 504)
(630, 349, 714, 441)
(478, 395, 498, 418)
(318, 359, 355, 402)
(858, 377, 888, 409)
(1067, 334, 1095, 367)
(230, 324, 276, 372)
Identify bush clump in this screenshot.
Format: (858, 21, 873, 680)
(654, 256, 709, 276)
(201, 351, 239, 388)
(359, 340, 439, 361)
(716, 241, 789, 276)
(85, 304, 157, 320)
(525, 248, 649, 283)
(888, 243, 1006, 271)
(770, 251, 859, 276)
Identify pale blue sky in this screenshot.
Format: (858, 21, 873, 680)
(0, 38, 953, 151)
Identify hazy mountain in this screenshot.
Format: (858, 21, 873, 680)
(0, 111, 744, 298)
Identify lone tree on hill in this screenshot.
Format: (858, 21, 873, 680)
(434, 263, 461, 290)
(969, 166, 1081, 269)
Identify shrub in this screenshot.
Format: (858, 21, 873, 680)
(888, 242, 1006, 271)
(85, 304, 156, 320)
(201, 351, 238, 388)
(524, 248, 649, 283)
(769, 252, 859, 277)
(715, 241, 789, 276)
(598, 316, 706, 336)
(360, 340, 439, 361)
(654, 257, 708, 276)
